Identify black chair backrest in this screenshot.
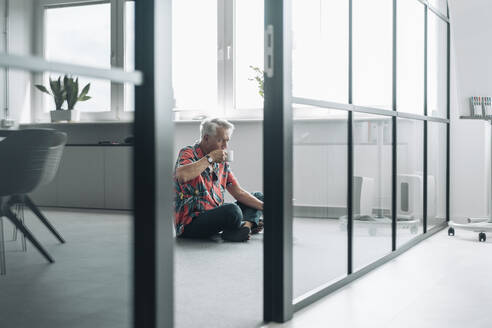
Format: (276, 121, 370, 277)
(0, 129, 67, 196)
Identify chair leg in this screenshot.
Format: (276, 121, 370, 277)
(24, 196, 65, 244)
(11, 204, 27, 251)
(4, 208, 54, 263)
(0, 218, 6, 275)
(11, 205, 17, 241)
(19, 204, 27, 251)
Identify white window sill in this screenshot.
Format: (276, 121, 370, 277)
(19, 120, 134, 127)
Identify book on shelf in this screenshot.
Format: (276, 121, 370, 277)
(470, 96, 484, 116)
(483, 96, 492, 116)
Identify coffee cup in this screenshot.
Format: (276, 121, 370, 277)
(225, 150, 234, 162)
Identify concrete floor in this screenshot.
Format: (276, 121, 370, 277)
(0, 208, 472, 328)
(266, 227, 492, 328)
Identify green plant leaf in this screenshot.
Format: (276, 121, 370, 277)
(65, 75, 78, 109)
(47, 76, 66, 110)
(79, 96, 91, 101)
(78, 83, 90, 99)
(35, 85, 51, 95)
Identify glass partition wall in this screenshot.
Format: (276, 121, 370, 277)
(287, 0, 450, 312)
(0, 2, 140, 328)
(0, 1, 173, 328)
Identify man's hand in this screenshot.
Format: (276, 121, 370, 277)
(209, 149, 227, 163)
(227, 184, 264, 211)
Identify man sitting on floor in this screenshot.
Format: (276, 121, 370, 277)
(174, 117, 264, 242)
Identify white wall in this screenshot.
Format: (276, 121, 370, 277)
(449, 0, 492, 218)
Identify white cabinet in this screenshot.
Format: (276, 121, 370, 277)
(30, 146, 133, 210)
(57, 147, 105, 208)
(104, 147, 133, 210)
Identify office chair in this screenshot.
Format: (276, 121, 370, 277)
(0, 128, 67, 275)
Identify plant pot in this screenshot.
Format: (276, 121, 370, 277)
(50, 110, 80, 122)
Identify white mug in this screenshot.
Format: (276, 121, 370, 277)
(225, 150, 234, 162)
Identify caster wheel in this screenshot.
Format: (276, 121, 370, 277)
(479, 232, 486, 242)
(369, 226, 377, 236)
(448, 227, 455, 236)
(410, 225, 418, 234)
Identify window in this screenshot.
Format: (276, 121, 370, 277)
(427, 11, 448, 118)
(172, 0, 218, 111)
(397, 0, 425, 115)
(353, 0, 393, 110)
(36, 0, 135, 121)
(234, 0, 264, 110)
(37, 0, 265, 121)
(124, 0, 135, 112)
(292, 0, 349, 103)
(44, 3, 111, 113)
(171, 0, 264, 117)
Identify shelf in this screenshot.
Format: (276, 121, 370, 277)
(460, 115, 492, 121)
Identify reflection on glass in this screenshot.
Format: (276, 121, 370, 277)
(0, 131, 133, 327)
(353, 0, 392, 109)
(125, 1, 135, 112)
(427, 13, 448, 118)
(174, 120, 263, 327)
(428, 0, 448, 16)
(427, 122, 447, 228)
(397, 119, 423, 247)
(352, 113, 392, 270)
(293, 107, 348, 299)
(172, 0, 217, 110)
(235, 0, 264, 109)
(397, 0, 424, 115)
(45, 3, 111, 112)
(292, 0, 348, 103)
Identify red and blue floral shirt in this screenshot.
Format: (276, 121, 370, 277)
(174, 143, 238, 236)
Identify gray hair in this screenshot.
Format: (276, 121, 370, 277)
(200, 117, 234, 139)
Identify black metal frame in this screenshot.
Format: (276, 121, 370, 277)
(391, 0, 398, 251)
(134, 1, 174, 328)
(263, 0, 451, 320)
(263, 0, 294, 322)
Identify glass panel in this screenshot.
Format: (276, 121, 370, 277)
(427, 122, 447, 228)
(1, 71, 133, 328)
(293, 107, 348, 299)
(397, 119, 424, 247)
(174, 120, 263, 327)
(353, 0, 392, 109)
(44, 4, 111, 112)
(397, 0, 424, 115)
(428, 0, 448, 17)
(292, 0, 349, 103)
(427, 13, 448, 118)
(124, 1, 135, 112)
(352, 113, 392, 270)
(235, 0, 264, 110)
(172, 0, 217, 110)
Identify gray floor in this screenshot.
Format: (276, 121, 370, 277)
(266, 226, 492, 328)
(0, 209, 132, 328)
(0, 208, 429, 328)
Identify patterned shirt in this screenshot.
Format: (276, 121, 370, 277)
(174, 143, 238, 236)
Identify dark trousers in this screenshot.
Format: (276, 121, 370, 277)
(181, 191, 264, 239)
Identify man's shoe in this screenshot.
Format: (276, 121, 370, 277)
(222, 226, 250, 242)
(251, 220, 264, 234)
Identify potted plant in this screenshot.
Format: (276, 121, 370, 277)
(35, 75, 91, 122)
(248, 65, 264, 98)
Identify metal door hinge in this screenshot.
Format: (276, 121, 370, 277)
(265, 25, 273, 78)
